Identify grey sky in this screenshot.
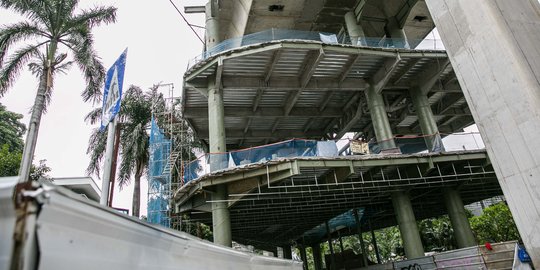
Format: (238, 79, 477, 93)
(0, 0, 206, 214)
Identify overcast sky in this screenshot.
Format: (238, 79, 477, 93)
(0, 0, 206, 215)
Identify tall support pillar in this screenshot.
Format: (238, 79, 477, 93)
(325, 221, 336, 270)
(444, 187, 476, 248)
(391, 191, 424, 259)
(211, 185, 231, 247)
(312, 244, 323, 270)
(366, 85, 398, 152)
(353, 209, 369, 267)
(345, 11, 366, 46)
(369, 220, 382, 264)
(410, 87, 444, 152)
(385, 17, 409, 48)
(426, 1, 540, 265)
(282, 245, 292, 259)
(208, 76, 231, 247)
(299, 246, 308, 270)
(205, 1, 220, 50)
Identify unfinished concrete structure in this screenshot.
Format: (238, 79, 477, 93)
(173, 0, 539, 268)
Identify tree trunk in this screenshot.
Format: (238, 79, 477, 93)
(18, 41, 57, 184)
(18, 72, 49, 183)
(132, 162, 142, 217)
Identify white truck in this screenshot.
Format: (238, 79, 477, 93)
(0, 177, 302, 270)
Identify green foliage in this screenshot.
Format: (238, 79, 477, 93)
(0, 103, 25, 152)
(470, 202, 520, 243)
(181, 214, 212, 241)
(0, 0, 117, 182)
(29, 159, 51, 180)
(418, 215, 455, 252)
(0, 143, 21, 176)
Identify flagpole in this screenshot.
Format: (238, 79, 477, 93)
(100, 117, 117, 205)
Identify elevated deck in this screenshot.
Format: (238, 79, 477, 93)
(174, 150, 501, 249)
(182, 38, 470, 149)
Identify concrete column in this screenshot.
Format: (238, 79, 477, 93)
(311, 244, 323, 270)
(443, 187, 476, 248)
(212, 184, 231, 247)
(366, 85, 398, 152)
(353, 209, 369, 267)
(385, 17, 409, 48)
(345, 11, 366, 46)
(299, 246, 308, 270)
(369, 220, 382, 264)
(410, 87, 445, 152)
(391, 191, 424, 259)
(208, 76, 227, 171)
(282, 245, 292, 259)
(325, 221, 336, 270)
(205, 1, 220, 51)
(426, 1, 540, 265)
(208, 76, 231, 247)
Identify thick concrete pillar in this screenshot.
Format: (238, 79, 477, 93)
(391, 191, 424, 259)
(299, 246, 308, 270)
(211, 184, 231, 247)
(443, 187, 476, 248)
(282, 245, 292, 259)
(410, 87, 444, 152)
(311, 244, 323, 270)
(385, 17, 409, 48)
(369, 221, 382, 264)
(366, 85, 398, 152)
(205, 1, 220, 50)
(426, 0, 540, 265)
(208, 76, 231, 247)
(325, 221, 336, 270)
(208, 76, 227, 171)
(345, 11, 366, 46)
(353, 209, 369, 267)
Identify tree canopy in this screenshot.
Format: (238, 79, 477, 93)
(0, 103, 25, 152)
(0, 0, 117, 182)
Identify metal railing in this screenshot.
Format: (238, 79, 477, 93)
(181, 133, 484, 185)
(187, 29, 445, 69)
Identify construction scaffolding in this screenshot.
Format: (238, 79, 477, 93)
(147, 83, 194, 229)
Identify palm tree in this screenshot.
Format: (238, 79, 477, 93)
(86, 85, 165, 217)
(0, 0, 117, 183)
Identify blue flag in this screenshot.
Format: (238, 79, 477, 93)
(100, 48, 128, 130)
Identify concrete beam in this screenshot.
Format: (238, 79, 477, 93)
(265, 49, 282, 83)
(284, 48, 326, 116)
(371, 55, 403, 94)
(335, 101, 364, 139)
(185, 82, 208, 97)
(322, 165, 354, 184)
(184, 107, 344, 119)
(198, 129, 327, 140)
(204, 161, 300, 187)
(416, 59, 451, 95)
(393, 58, 421, 85)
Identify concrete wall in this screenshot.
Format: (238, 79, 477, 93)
(425, 0, 540, 266)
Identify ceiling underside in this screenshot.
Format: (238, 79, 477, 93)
(183, 41, 472, 150)
(176, 151, 501, 250)
(219, 0, 435, 41)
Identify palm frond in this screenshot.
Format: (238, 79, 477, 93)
(84, 107, 102, 125)
(0, 0, 52, 29)
(66, 5, 117, 29)
(86, 127, 107, 177)
(61, 33, 105, 104)
(0, 43, 41, 95)
(0, 21, 47, 66)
